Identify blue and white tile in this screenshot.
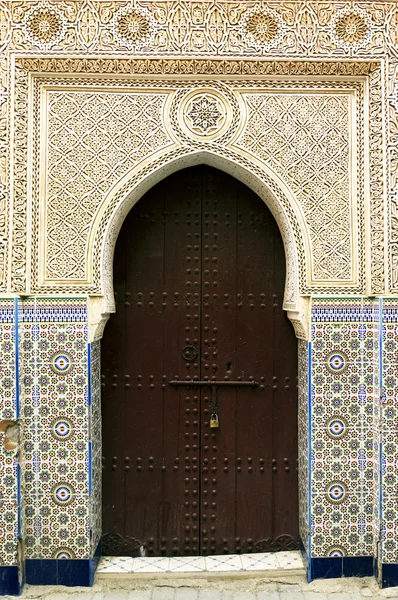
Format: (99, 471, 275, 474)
(205, 554, 243, 571)
(168, 556, 206, 572)
(275, 551, 304, 569)
(97, 556, 134, 573)
(132, 556, 170, 573)
(241, 552, 279, 570)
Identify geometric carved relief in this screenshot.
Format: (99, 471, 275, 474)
(44, 90, 173, 281)
(234, 91, 356, 284)
(34, 76, 364, 298)
(0, 1, 393, 297)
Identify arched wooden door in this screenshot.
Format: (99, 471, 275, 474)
(101, 166, 298, 557)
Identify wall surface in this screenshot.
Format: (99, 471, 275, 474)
(0, 0, 398, 594)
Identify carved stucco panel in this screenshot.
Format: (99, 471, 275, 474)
(232, 89, 356, 285)
(0, 1, 396, 57)
(30, 75, 364, 298)
(43, 89, 175, 282)
(7, 58, 384, 299)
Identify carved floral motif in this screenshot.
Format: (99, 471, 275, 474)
(331, 7, 372, 51)
(186, 94, 224, 135)
(24, 6, 65, 48)
(112, 6, 155, 50)
(0, 0, 393, 297)
(241, 6, 284, 51)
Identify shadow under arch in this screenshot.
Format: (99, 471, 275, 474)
(89, 147, 311, 341)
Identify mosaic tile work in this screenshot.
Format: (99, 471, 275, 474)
(298, 339, 309, 554)
(382, 300, 398, 565)
(20, 298, 92, 560)
(0, 299, 19, 567)
(89, 340, 101, 557)
(310, 298, 379, 559)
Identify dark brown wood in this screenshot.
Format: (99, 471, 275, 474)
(101, 166, 298, 557)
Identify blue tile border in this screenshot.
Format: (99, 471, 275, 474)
(309, 556, 373, 581)
(25, 541, 101, 588)
(26, 559, 93, 587)
(380, 564, 398, 588)
(307, 340, 312, 583)
(0, 566, 21, 596)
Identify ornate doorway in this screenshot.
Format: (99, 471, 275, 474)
(101, 166, 298, 556)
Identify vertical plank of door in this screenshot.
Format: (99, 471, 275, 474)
(101, 214, 127, 551)
(162, 170, 202, 556)
(200, 168, 237, 555)
(235, 184, 275, 553)
(272, 224, 299, 544)
(122, 185, 166, 554)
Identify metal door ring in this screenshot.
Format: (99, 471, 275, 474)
(182, 345, 198, 361)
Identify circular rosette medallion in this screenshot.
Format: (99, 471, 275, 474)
(51, 352, 72, 375)
(52, 483, 74, 506)
(51, 417, 73, 440)
(179, 89, 233, 142)
(327, 352, 347, 374)
(327, 417, 347, 439)
(54, 548, 74, 559)
(327, 482, 347, 504)
(327, 546, 346, 557)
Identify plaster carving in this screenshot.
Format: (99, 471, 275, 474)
(0, 1, 393, 297)
(20, 68, 366, 306)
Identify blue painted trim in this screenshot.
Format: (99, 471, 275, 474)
(379, 298, 383, 567)
(309, 556, 373, 580)
(307, 340, 312, 583)
(87, 342, 91, 406)
(380, 563, 398, 588)
(14, 299, 22, 544)
(88, 441, 92, 494)
(17, 462, 21, 540)
(25, 541, 101, 588)
(14, 298, 19, 418)
(0, 565, 20, 596)
(26, 558, 94, 587)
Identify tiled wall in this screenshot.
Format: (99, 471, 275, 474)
(0, 300, 19, 569)
(4, 294, 398, 591)
(382, 300, 398, 567)
(19, 298, 91, 561)
(89, 340, 102, 558)
(298, 339, 309, 555)
(310, 299, 379, 564)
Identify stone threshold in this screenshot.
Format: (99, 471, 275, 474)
(97, 550, 305, 578)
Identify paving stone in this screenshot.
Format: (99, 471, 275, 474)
(328, 594, 356, 600)
(232, 593, 256, 600)
(279, 585, 303, 593)
(174, 589, 198, 600)
(152, 588, 176, 600)
(303, 594, 327, 600)
(280, 592, 304, 600)
(198, 591, 222, 600)
(127, 591, 152, 600)
(103, 592, 130, 600)
(256, 592, 280, 600)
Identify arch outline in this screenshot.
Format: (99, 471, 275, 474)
(88, 146, 311, 341)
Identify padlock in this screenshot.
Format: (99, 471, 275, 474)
(210, 413, 219, 428)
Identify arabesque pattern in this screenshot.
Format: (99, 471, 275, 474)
(310, 299, 379, 559)
(45, 90, 173, 281)
(234, 92, 354, 283)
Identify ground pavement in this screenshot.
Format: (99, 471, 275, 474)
(5, 574, 398, 600)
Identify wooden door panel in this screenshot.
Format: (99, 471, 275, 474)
(101, 166, 298, 556)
